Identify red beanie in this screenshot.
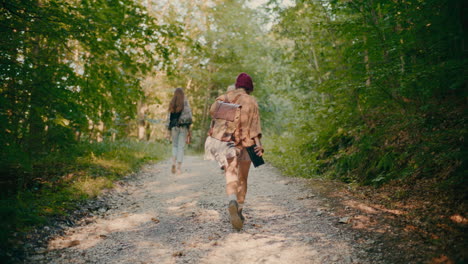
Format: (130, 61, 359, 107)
(235, 73, 254, 92)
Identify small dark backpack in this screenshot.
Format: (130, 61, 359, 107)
(178, 100, 193, 126)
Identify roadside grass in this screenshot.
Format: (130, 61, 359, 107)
(0, 140, 169, 261)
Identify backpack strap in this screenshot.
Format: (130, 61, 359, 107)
(227, 93, 243, 138)
(232, 93, 243, 104)
(225, 93, 243, 105)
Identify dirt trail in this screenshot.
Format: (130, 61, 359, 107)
(28, 156, 383, 264)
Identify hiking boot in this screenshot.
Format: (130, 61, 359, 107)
(239, 208, 245, 223)
(228, 200, 243, 230)
(171, 164, 176, 174)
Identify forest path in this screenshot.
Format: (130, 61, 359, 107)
(30, 156, 381, 264)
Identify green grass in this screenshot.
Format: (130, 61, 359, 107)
(0, 140, 169, 261)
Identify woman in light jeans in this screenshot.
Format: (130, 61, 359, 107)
(166, 88, 192, 174)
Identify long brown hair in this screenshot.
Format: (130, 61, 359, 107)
(169, 87, 184, 113)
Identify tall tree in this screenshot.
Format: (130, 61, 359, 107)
(266, 0, 467, 185)
(0, 0, 181, 189)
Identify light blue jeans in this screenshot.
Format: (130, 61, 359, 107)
(171, 126, 188, 163)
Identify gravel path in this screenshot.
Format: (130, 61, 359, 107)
(28, 156, 380, 264)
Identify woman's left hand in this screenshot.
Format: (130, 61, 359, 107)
(165, 130, 171, 142)
(254, 145, 264, 156)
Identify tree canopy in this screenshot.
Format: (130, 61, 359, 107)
(1, 0, 466, 196)
(1, 0, 181, 188)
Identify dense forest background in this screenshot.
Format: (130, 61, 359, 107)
(1, 0, 466, 262)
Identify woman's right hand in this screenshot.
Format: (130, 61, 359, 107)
(254, 145, 264, 157)
(254, 137, 264, 156)
(186, 130, 192, 144)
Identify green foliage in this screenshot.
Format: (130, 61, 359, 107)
(0, 0, 181, 190)
(263, 0, 467, 192)
(152, 0, 272, 149)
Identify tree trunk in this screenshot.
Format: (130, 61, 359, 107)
(137, 100, 147, 141)
(363, 35, 371, 87)
(198, 84, 213, 150)
(96, 119, 104, 142)
(28, 31, 44, 156)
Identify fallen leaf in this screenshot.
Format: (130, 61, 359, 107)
(151, 217, 160, 223)
(68, 240, 80, 247)
(431, 255, 454, 264)
(450, 214, 467, 224)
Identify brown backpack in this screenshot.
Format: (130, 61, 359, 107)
(208, 93, 242, 142)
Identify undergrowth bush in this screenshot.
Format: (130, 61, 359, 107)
(265, 105, 466, 193)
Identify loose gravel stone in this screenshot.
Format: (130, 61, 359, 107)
(22, 156, 402, 264)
